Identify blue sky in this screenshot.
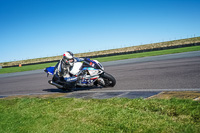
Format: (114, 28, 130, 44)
(0, 0, 200, 63)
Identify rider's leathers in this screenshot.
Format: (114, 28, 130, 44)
(54, 57, 84, 82)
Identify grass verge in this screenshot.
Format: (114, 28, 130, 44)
(1, 45, 200, 74)
(94, 45, 200, 62)
(150, 91, 200, 100)
(0, 62, 57, 74)
(0, 98, 200, 133)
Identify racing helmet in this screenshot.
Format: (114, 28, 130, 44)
(62, 51, 74, 66)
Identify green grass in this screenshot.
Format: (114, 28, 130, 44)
(1, 45, 200, 74)
(94, 45, 200, 62)
(0, 98, 200, 133)
(0, 62, 57, 74)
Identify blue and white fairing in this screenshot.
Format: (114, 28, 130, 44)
(93, 60, 104, 70)
(44, 66, 55, 75)
(78, 67, 100, 85)
(84, 58, 104, 70)
(82, 67, 97, 71)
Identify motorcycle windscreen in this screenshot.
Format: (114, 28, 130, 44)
(45, 66, 55, 75)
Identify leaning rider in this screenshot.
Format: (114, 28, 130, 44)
(54, 51, 95, 89)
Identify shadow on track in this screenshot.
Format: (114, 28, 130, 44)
(42, 88, 67, 93)
(43, 86, 103, 93)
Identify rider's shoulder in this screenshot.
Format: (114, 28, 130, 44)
(74, 57, 85, 62)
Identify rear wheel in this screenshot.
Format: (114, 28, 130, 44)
(101, 72, 116, 87)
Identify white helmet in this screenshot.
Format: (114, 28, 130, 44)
(62, 51, 74, 66)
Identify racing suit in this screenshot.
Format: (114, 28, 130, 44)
(54, 57, 84, 81)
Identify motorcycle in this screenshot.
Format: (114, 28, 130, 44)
(44, 58, 116, 91)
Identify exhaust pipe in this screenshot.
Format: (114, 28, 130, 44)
(48, 80, 63, 88)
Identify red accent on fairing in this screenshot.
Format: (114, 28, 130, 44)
(90, 77, 97, 80)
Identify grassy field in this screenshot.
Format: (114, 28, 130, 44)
(0, 62, 57, 74)
(93, 45, 200, 62)
(0, 97, 199, 133)
(1, 45, 200, 74)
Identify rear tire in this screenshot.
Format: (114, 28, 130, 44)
(101, 72, 116, 87)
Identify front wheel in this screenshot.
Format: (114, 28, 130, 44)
(101, 72, 116, 87)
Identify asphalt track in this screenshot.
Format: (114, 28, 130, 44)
(0, 51, 200, 98)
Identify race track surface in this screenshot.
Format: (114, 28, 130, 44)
(0, 51, 200, 97)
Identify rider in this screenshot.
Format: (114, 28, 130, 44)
(54, 51, 81, 83)
(54, 51, 95, 89)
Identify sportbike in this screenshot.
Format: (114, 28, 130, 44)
(44, 58, 116, 91)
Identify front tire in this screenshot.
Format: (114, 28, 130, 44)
(101, 72, 116, 87)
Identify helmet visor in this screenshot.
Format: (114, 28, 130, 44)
(63, 58, 74, 64)
(68, 58, 74, 63)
